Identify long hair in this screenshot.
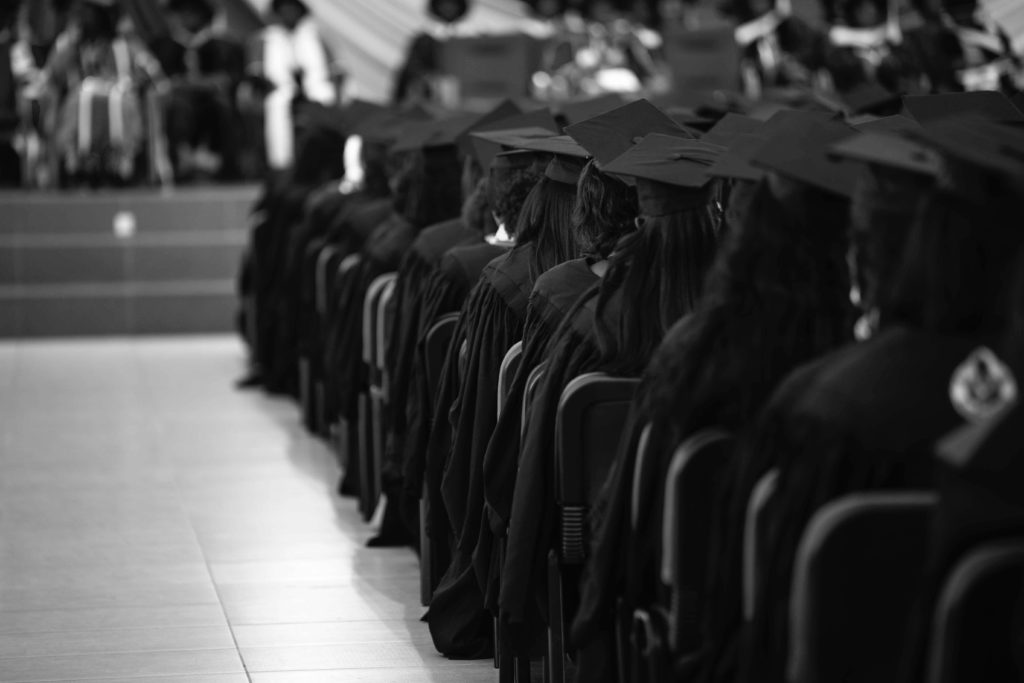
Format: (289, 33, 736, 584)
(511, 176, 580, 276)
(360, 140, 392, 199)
(572, 159, 638, 260)
(402, 146, 464, 228)
(491, 166, 544, 234)
(889, 187, 1024, 339)
(643, 177, 854, 441)
(594, 180, 725, 374)
(462, 177, 497, 236)
(847, 164, 932, 328)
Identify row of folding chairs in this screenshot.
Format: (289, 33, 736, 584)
(299, 254, 1023, 682)
(627, 433, 1024, 683)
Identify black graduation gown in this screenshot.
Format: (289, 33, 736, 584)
(326, 212, 417, 434)
(477, 258, 601, 611)
(316, 196, 393, 425)
(499, 290, 609, 650)
(725, 326, 980, 683)
(424, 243, 538, 659)
(900, 397, 1024, 682)
(250, 178, 316, 396)
(399, 241, 510, 525)
(384, 217, 480, 485)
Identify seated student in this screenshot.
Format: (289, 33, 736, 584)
(572, 113, 861, 681)
(423, 148, 584, 660)
(476, 155, 639, 614)
(732, 114, 1024, 683)
(499, 134, 727, 660)
(897, 246, 1024, 683)
(327, 133, 465, 492)
(42, 0, 163, 186)
(258, 0, 336, 171)
(398, 148, 548, 536)
(479, 100, 699, 603)
(372, 169, 496, 547)
(163, 0, 244, 181)
(244, 119, 347, 394)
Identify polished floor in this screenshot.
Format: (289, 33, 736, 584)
(0, 336, 495, 682)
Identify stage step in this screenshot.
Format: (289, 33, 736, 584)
(0, 185, 258, 338)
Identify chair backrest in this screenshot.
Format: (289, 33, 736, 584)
(375, 278, 397, 397)
(315, 245, 341, 316)
(555, 372, 640, 564)
(661, 429, 734, 652)
(928, 539, 1024, 683)
(362, 273, 396, 366)
(497, 341, 524, 415)
(424, 313, 460, 396)
(743, 468, 779, 622)
(787, 492, 937, 683)
(521, 361, 549, 440)
(630, 423, 653, 531)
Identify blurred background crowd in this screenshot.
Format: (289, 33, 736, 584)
(0, 0, 1020, 190)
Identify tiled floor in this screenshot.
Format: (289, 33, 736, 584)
(0, 336, 494, 682)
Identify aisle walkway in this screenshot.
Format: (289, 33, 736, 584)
(0, 336, 493, 682)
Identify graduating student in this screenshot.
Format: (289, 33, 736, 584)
(327, 125, 465, 494)
(398, 148, 549, 527)
(898, 214, 1024, 683)
(246, 118, 347, 395)
(477, 156, 638, 595)
(733, 114, 1024, 683)
(424, 146, 584, 659)
(572, 112, 864, 681)
(499, 134, 727, 657)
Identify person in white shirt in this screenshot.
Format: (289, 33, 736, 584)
(259, 0, 336, 171)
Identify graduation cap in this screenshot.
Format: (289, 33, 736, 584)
(665, 106, 719, 132)
(565, 99, 694, 167)
(902, 92, 1024, 125)
(554, 93, 629, 126)
(511, 135, 589, 159)
(544, 156, 588, 185)
(852, 114, 921, 135)
(828, 132, 944, 178)
(602, 134, 725, 215)
(705, 109, 836, 182)
(390, 114, 475, 153)
(468, 110, 561, 170)
(751, 117, 861, 197)
(452, 99, 524, 157)
(909, 117, 1024, 185)
(838, 82, 903, 117)
(491, 149, 550, 172)
(354, 107, 434, 145)
(701, 112, 763, 147)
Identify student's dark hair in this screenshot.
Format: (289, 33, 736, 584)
(511, 176, 580, 276)
(593, 180, 725, 374)
(491, 166, 544, 233)
(643, 176, 854, 442)
(461, 154, 484, 201)
(572, 159, 638, 259)
(290, 126, 346, 187)
(360, 140, 392, 198)
(402, 146, 463, 227)
(79, 1, 120, 41)
(889, 186, 1024, 339)
(462, 177, 497, 236)
(847, 164, 932, 327)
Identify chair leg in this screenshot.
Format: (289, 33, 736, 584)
(547, 551, 565, 683)
(419, 489, 431, 606)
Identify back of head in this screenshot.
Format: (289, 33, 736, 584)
(402, 146, 464, 228)
(889, 187, 1024, 340)
(572, 159, 638, 260)
(462, 177, 497, 237)
(644, 171, 854, 438)
(511, 176, 580, 276)
(848, 164, 933, 329)
(490, 166, 544, 235)
(595, 181, 725, 373)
